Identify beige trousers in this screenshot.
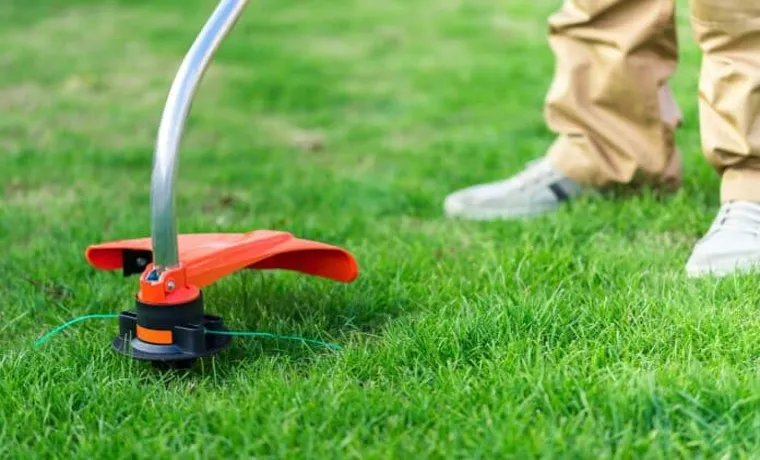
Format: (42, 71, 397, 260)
(544, 0, 760, 202)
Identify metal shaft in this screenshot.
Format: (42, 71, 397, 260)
(150, 0, 249, 273)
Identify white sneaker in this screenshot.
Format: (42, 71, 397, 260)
(686, 201, 760, 278)
(443, 158, 587, 220)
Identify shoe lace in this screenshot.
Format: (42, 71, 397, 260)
(709, 201, 760, 236)
(515, 159, 556, 192)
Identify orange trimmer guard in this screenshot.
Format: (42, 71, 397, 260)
(85, 230, 359, 288)
(86, 230, 357, 366)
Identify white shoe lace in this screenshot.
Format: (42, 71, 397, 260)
(708, 201, 760, 236)
(514, 159, 556, 192)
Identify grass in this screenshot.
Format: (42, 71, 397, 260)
(2, 0, 760, 457)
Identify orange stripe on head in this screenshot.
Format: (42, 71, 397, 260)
(136, 325, 173, 344)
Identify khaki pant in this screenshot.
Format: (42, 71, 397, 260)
(544, 0, 760, 202)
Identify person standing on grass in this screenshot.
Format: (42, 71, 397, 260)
(444, 0, 760, 278)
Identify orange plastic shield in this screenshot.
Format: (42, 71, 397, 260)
(85, 230, 358, 288)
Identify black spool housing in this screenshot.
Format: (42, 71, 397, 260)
(113, 291, 232, 367)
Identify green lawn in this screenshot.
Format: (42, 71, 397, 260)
(3, 0, 760, 457)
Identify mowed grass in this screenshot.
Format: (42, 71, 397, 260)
(3, 0, 760, 457)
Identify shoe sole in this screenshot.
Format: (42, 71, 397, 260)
(443, 200, 561, 221)
(686, 256, 760, 278)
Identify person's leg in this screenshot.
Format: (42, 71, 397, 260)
(545, 0, 682, 190)
(685, 0, 760, 277)
(444, 0, 681, 220)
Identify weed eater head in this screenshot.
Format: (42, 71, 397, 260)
(86, 232, 356, 367)
(77, 0, 358, 368)
(113, 267, 226, 365)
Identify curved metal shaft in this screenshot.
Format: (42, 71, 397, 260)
(150, 0, 249, 272)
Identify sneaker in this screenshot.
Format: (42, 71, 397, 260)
(443, 157, 587, 220)
(686, 201, 760, 277)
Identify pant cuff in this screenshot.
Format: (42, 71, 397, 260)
(546, 135, 682, 192)
(546, 136, 604, 188)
